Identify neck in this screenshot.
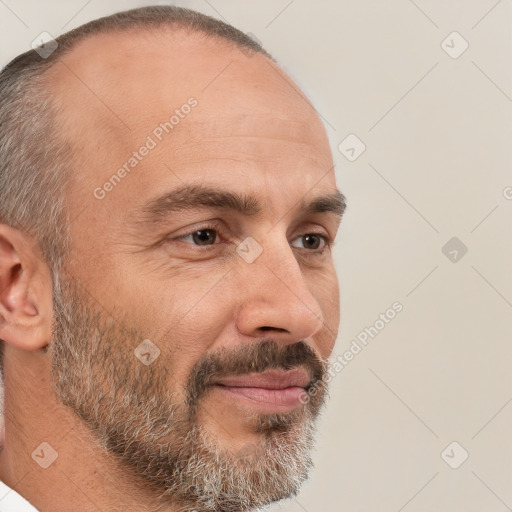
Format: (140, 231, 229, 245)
(0, 350, 180, 512)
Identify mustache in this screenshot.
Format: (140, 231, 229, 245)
(185, 340, 327, 407)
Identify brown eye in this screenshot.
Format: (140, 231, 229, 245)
(302, 234, 322, 250)
(291, 233, 330, 251)
(178, 229, 218, 246)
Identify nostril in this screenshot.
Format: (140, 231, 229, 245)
(259, 326, 287, 333)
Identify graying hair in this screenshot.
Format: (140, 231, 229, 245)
(0, 5, 272, 376)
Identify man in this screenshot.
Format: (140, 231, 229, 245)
(0, 5, 346, 511)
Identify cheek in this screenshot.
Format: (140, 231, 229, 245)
(308, 265, 340, 357)
(124, 269, 234, 380)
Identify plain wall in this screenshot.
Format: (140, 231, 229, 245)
(1, 1, 511, 511)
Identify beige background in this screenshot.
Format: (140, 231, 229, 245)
(1, 1, 511, 511)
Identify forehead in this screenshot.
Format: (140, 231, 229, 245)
(45, 28, 335, 227)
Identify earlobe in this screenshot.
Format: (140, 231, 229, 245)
(0, 224, 53, 352)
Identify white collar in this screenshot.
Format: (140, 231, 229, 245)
(0, 480, 39, 511)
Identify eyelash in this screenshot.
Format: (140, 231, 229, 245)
(169, 221, 334, 255)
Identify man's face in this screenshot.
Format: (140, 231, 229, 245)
(47, 29, 343, 511)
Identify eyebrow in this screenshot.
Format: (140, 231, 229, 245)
(134, 184, 347, 226)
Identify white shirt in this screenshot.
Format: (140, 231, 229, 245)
(0, 481, 38, 512)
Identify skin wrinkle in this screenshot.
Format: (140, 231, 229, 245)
(0, 19, 344, 512)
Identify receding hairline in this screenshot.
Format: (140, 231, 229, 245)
(3, 6, 271, 74)
(69, 27, 266, 72)
(44, 24, 270, 86)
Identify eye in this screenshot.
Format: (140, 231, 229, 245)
(175, 228, 218, 246)
(168, 223, 334, 255)
(291, 233, 332, 252)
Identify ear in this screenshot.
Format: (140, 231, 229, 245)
(0, 224, 53, 352)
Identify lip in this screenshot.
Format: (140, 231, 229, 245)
(212, 368, 310, 389)
(211, 368, 310, 412)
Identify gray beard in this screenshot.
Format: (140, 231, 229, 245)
(47, 272, 328, 512)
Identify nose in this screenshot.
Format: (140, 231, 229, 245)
(234, 236, 325, 345)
